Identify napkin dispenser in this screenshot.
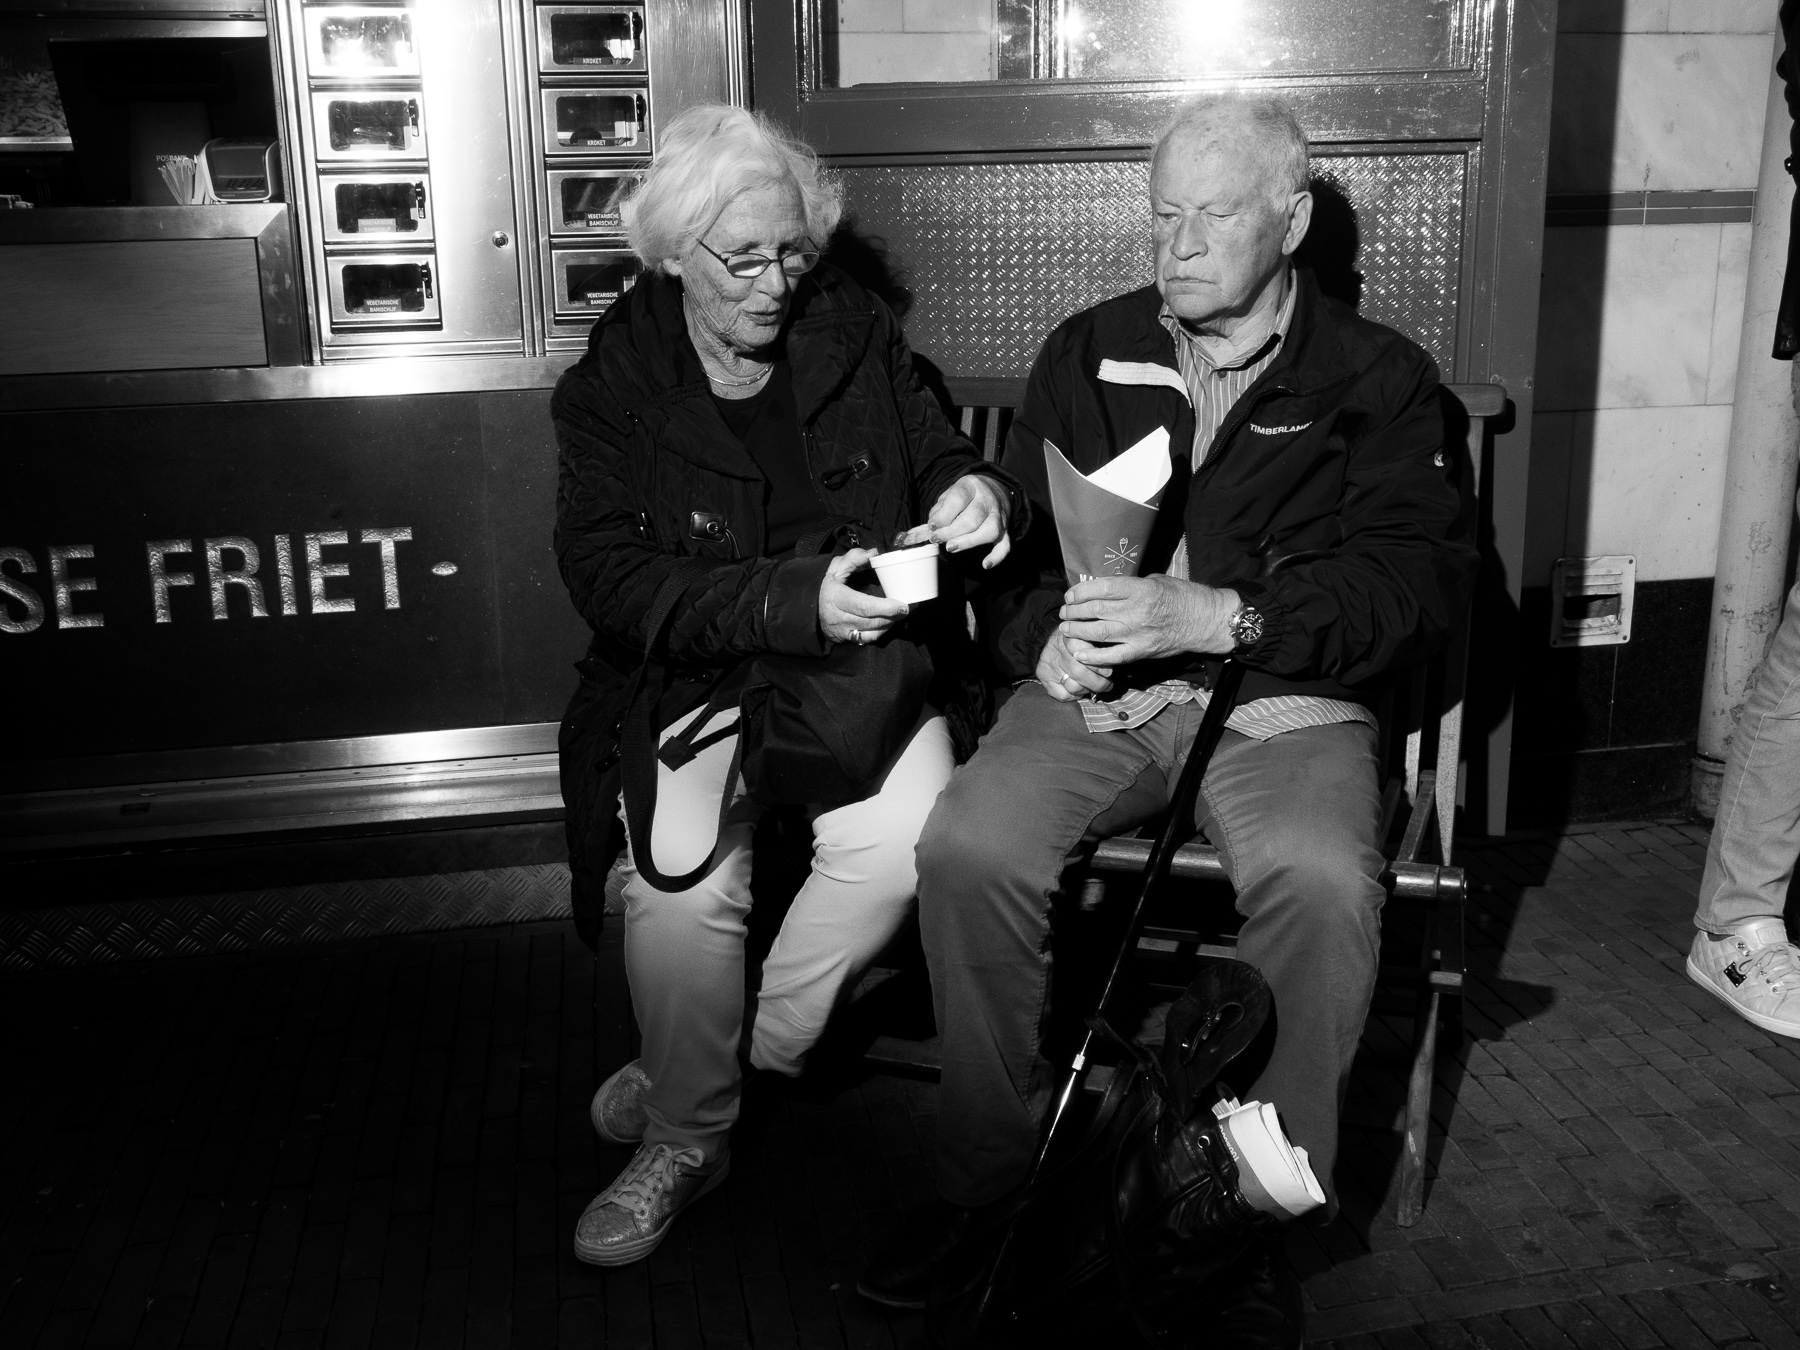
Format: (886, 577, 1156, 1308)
(201, 139, 282, 203)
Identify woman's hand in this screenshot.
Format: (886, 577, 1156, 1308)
(819, 548, 909, 645)
(920, 475, 1012, 568)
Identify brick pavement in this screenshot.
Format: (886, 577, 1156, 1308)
(2, 822, 1800, 1347)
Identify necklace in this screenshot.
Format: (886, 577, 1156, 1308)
(706, 363, 772, 388)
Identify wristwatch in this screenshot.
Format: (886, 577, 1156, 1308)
(1227, 602, 1266, 652)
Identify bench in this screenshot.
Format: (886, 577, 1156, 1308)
(867, 379, 1505, 1226)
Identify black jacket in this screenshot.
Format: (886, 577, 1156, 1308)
(989, 268, 1479, 707)
(552, 264, 1023, 941)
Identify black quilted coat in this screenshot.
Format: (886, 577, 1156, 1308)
(551, 264, 1024, 944)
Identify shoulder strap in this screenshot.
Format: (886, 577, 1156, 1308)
(619, 559, 743, 894)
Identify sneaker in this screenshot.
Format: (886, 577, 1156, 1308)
(1687, 920, 1800, 1038)
(590, 1059, 651, 1144)
(572, 1142, 729, 1267)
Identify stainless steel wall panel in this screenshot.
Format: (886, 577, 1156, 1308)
(0, 865, 573, 973)
(834, 151, 1466, 381)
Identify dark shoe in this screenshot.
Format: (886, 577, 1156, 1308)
(1209, 1236, 1303, 1349)
(858, 1200, 975, 1310)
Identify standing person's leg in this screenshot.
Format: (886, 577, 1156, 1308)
(1688, 579, 1800, 1036)
(575, 705, 755, 1267)
(1195, 719, 1386, 1213)
(750, 709, 956, 1075)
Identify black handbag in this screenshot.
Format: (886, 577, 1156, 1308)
(621, 544, 932, 893)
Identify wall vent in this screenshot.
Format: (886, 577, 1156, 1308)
(1549, 555, 1636, 648)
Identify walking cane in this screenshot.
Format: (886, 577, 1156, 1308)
(971, 657, 1247, 1330)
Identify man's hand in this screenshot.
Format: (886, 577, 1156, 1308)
(912, 474, 1012, 568)
(1059, 575, 1241, 667)
(1036, 629, 1116, 701)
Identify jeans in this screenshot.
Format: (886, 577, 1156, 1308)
(1696, 575, 1800, 935)
(915, 683, 1385, 1210)
(617, 703, 954, 1161)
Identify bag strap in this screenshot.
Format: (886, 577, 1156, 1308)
(619, 560, 744, 894)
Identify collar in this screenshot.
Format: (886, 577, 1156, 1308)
(1157, 267, 1295, 372)
(597, 264, 873, 425)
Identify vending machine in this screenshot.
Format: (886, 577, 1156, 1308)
(269, 0, 736, 360)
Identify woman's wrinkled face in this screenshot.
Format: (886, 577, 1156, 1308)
(668, 180, 810, 358)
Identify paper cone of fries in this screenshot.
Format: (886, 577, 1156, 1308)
(1043, 428, 1171, 587)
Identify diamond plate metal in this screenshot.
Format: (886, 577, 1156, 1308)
(0, 863, 573, 974)
(836, 152, 1465, 379)
(1310, 154, 1465, 379)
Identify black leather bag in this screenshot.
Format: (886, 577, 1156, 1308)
(622, 547, 931, 892)
(731, 635, 932, 805)
(929, 958, 1283, 1350)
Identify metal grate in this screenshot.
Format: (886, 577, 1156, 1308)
(0, 864, 573, 973)
(1311, 154, 1465, 379)
(836, 151, 1466, 380)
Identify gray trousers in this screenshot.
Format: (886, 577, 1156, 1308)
(915, 683, 1386, 1210)
(1697, 575, 1800, 934)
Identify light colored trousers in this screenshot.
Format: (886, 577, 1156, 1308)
(617, 703, 954, 1161)
(1697, 575, 1800, 934)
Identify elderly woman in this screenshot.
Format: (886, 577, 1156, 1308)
(551, 103, 1023, 1267)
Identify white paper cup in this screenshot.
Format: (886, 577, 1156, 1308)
(870, 540, 940, 604)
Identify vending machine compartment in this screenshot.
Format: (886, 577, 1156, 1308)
(327, 252, 442, 327)
(312, 89, 427, 161)
(320, 172, 432, 244)
(550, 246, 639, 319)
(535, 5, 645, 74)
(541, 86, 648, 156)
(303, 7, 420, 80)
(546, 168, 637, 235)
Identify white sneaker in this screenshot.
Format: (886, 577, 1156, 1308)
(1686, 920, 1800, 1038)
(590, 1059, 651, 1144)
(572, 1142, 729, 1266)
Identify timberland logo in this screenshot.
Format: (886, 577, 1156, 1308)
(1725, 962, 1748, 986)
(1250, 421, 1312, 435)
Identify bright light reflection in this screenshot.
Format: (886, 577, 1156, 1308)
(1174, 0, 1253, 71)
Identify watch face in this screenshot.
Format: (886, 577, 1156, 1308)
(1232, 606, 1265, 647)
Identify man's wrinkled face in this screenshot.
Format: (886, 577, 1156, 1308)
(1151, 126, 1309, 330)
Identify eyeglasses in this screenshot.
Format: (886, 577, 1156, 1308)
(696, 238, 821, 280)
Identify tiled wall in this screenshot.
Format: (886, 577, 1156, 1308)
(1513, 0, 1777, 823)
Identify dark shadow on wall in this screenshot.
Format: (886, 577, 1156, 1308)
(1505, 6, 1650, 830)
(1296, 175, 1364, 310)
(823, 216, 913, 319)
(824, 215, 969, 418)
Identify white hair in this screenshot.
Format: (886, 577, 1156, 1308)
(615, 104, 843, 273)
(1151, 93, 1310, 200)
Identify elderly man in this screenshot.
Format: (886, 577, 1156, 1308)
(858, 94, 1479, 1336)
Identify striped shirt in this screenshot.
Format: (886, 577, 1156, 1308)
(1079, 271, 1376, 741)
